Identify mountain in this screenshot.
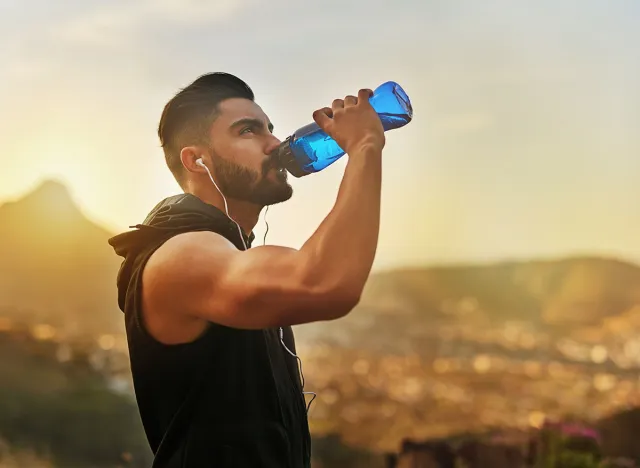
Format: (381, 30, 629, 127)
(294, 257, 640, 353)
(4, 181, 640, 457)
(291, 259, 640, 451)
(367, 257, 640, 324)
(3, 179, 640, 343)
(0, 180, 124, 335)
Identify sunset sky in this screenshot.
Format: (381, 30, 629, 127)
(1, 0, 638, 270)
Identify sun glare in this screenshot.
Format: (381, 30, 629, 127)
(35, 144, 93, 191)
(26, 139, 113, 225)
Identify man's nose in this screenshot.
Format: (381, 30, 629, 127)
(265, 134, 282, 155)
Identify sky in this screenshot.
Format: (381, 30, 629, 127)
(0, 0, 639, 270)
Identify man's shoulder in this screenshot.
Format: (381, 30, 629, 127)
(153, 230, 235, 260)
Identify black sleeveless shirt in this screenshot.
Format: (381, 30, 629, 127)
(108, 194, 311, 468)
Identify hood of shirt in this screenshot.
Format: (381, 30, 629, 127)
(107, 193, 254, 312)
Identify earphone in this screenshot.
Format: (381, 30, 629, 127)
(279, 327, 317, 413)
(197, 156, 316, 413)
(196, 157, 247, 251)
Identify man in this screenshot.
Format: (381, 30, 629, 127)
(108, 72, 385, 467)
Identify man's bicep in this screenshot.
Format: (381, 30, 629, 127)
(141, 231, 306, 329)
(143, 230, 353, 329)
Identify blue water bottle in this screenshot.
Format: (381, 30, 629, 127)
(275, 81, 413, 177)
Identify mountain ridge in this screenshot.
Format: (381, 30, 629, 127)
(0, 179, 124, 335)
(2, 180, 640, 340)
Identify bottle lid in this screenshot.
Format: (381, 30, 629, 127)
(273, 137, 310, 178)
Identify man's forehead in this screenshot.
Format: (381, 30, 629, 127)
(216, 98, 270, 124)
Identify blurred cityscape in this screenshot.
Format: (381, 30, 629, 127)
(2, 182, 640, 467)
(3, 301, 640, 449)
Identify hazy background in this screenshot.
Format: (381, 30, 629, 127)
(2, 1, 640, 467)
(1, 0, 639, 270)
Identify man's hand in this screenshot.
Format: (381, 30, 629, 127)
(312, 88, 385, 156)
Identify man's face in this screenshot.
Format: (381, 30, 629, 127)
(205, 98, 292, 206)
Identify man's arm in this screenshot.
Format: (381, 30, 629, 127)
(143, 88, 385, 330)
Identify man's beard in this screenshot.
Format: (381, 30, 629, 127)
(210, 153, 293, 206)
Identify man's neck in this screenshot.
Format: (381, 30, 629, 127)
(224, 199, 261, 237)
(188, 187, 261, 236)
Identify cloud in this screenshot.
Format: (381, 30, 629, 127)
(0, 0, 256, 86)
(50, 7, 138, 47)
(149, 0, 251, 23)
(49, 0, 253, 47)
(432, 112, 495, 135)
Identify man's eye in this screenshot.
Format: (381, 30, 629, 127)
(240, 127, 254, 134)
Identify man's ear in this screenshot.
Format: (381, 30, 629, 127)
(180, 146, 207, 174)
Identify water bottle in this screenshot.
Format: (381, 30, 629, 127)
(274, 81, 413, 177)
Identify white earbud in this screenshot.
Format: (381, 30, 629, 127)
(196, 158, 205, 168)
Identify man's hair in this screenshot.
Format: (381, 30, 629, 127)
(158, 72, 255, 187)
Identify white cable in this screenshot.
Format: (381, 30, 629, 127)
(265, 208, 317, 413)
(200, 162, 247, 251)
(262, 205, 270, 246)
(279, 327, 317, 413)
(202, 160, 315, 413)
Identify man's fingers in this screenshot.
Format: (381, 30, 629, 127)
(357, 88, 373, 105)
(344, 95, 357, 107)
(315, 88, 373, 133)
(313, 107, 333, 130)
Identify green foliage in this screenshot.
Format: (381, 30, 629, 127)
(555, 451, 600, 468)
(0, 332, 152, 467)
(310, 434, 386, 468)
(534, 420, 639, 468)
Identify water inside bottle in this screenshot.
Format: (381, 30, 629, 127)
(377, 112, 412, 130)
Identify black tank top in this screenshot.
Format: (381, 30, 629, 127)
(108, 194, 311, 468)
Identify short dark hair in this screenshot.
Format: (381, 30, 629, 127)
(158, 72, 255, 186)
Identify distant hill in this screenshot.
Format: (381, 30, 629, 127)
(364, 257, 640, 325)
(294, 257, 640, 351)
(0, 180, 124, 335)
(3, 180, 640, 341)
(4, 180, 640, 460)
